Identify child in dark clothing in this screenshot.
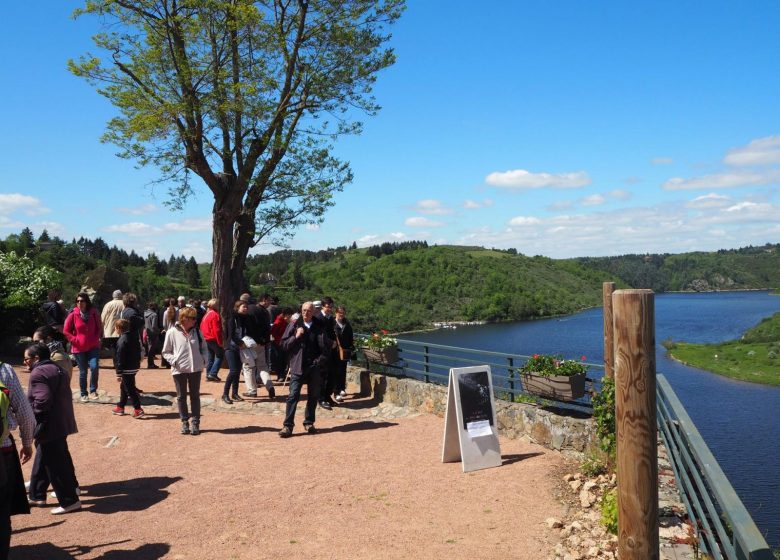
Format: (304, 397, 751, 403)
(112, 319, 145, 418)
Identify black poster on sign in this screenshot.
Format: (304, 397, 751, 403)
(457, 370, 494, 430)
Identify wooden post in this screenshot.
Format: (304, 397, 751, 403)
(613, 289, 658, 560)
(603, 282, 616, 380)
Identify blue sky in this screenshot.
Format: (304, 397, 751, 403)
(2, 1, 779, 262)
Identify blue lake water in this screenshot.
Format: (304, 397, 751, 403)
(400, 291, 780, 549)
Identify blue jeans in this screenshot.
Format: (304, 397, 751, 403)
(223, 348, 241, 396)
(75, 347, 100, 396)
(283, 366, 321, 429)
(206, 340, 224, 376)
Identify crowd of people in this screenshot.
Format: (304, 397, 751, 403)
(1, 288, 355, 558)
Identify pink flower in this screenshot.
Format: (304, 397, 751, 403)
(581, 355, 587, 361)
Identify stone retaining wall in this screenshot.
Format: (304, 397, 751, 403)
(346, 366, 595, 457)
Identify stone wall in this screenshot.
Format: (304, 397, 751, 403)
(346, 366, 595, 457)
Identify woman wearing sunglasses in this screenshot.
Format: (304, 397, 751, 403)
(62, 293, 102, 403)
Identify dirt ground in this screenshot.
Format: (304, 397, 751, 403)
(8, 358, 568, 560)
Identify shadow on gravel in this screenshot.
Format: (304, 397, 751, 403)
(315, 420, 398, 434)
(11, 520, 65, 535)
(501, 452, 544, 466)
(205, 425, 278, 435)
(81, 476, 182, 515)
(336, 398, 382, 410)
(10, 540, 170, 560)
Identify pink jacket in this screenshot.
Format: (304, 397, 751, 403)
(63, 307, 102, 353)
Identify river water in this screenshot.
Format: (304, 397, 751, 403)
(400, 291, 780, 549)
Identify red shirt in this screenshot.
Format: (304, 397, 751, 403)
(200, 309, 223, 347)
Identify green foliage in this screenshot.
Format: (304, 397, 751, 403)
(0, 252, 63, 338)
(581, 448, 611, 477)
(519, 354, 589, 377)
(575, 243, 780, 292)
(592, 377, 616, 458)
(742, 312, 780, 343)
(600, 488, 618, 535)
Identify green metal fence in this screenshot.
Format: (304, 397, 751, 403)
(657, 375, 773, 559)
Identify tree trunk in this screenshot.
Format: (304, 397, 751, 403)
(211, 188, 243, 341)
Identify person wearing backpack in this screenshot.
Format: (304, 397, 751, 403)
(24, 343, 81, 515)
(0, 360, 35, 559)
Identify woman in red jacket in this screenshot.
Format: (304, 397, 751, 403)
(63, 292, 102, 402)
(200, 299, 223, 382)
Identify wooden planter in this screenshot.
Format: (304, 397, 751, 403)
(362, 346, 400, 365)
(521, 371, 586, 401)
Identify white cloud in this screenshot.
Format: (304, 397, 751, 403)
(0, 216, 23, 229)
(117, 203, 157, 216)
(390, 232, 408, 239)
(411, 199, 453, 215)
(651, 157, 674, 165)
(463, 198, 494, 209)
(305, 223, 320, 231)
(724, 135, 780, 166)
(103, 222, 159, 235)
(485, 169, 591, 190)
(34, 221, 66, 236)
(662, 169, 780, 190)
(0, 193, 50, 216)
(581, 194, 606, 207)
(686, 193, 731, 209)
(609, 189, 632, 201)
(357, 234, 380, 245)
(405, 216, 445, 228)
(456, 197, 780, 258)
(162, 218, 212, 232)
(548, 199, 573, 211)
(508, 216, 541, 226)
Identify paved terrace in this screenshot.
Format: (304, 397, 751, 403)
(8, 359, 568, 560)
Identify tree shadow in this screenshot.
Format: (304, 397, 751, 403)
(501, 452, 544, 466)
(204, 425, 278, 435)
(314, 420, 398, 434)
(10, 541, 170, 560)
(138, 393, 175, 406)
(141, 411, 182, 420)
(81, 476, 182, 514)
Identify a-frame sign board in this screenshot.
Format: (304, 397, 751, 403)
(442, 366, 502, 473)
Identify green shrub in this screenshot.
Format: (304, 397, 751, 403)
(592, 377, 616, 458)
(601, 488, 618, 535)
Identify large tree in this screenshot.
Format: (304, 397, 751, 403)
(70, 0, 403, 318)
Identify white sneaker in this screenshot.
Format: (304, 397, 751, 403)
(338, 390, 347, 397)
(79, 395, 88, 403)
(50, 487, 82, 499)
(51, 501, 82, 515)
(334, 394, 344, 403)
(25, 480, 30, 491)
(89, 392, 99, 400)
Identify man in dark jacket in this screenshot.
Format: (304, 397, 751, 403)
(24, 344, 81, 514)
(279, 302, 331, 437)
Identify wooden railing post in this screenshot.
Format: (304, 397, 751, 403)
(603, 282, 616, 380)
(613, 289, 658, 560)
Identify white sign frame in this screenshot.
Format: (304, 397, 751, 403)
(442, 365, 502, 473)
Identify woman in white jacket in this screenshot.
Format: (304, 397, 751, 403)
(162, 307, 208, 435)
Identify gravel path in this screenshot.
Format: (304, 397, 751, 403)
(9, 359, 567, 559)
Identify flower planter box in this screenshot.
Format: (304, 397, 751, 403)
(521, 371, 586, 401)
(362, 346, 400, 365)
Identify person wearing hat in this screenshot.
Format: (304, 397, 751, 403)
(101, 290, 125, 371)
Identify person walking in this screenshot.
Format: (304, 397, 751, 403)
(112, 319, 144, 419)
(332, 305, 354, 403)
(200, 299, 223, 382)
(24, 344, 81, 515)
(63, 293, 102, 402)
(221, 301, 249, 405)
(269, 307, 293, 381)
(279, 302, 331, 438)
(143, 302, 161, 369)
(101, 290, 125, 368)
(162, 307, 208, 435)
(0, 359, 35, 558)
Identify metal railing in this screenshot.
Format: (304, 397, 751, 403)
(657, 375, 773, 559)
(359, 337, 602, 411)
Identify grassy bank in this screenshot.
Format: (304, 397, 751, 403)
(666, 312, 780, 386)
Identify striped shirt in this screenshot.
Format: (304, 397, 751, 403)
(0, 361, 36, 449)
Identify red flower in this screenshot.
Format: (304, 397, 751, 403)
(381, 329, 389, 335)
(581, 355, 587, 361)
(533, 354, 539, 359)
